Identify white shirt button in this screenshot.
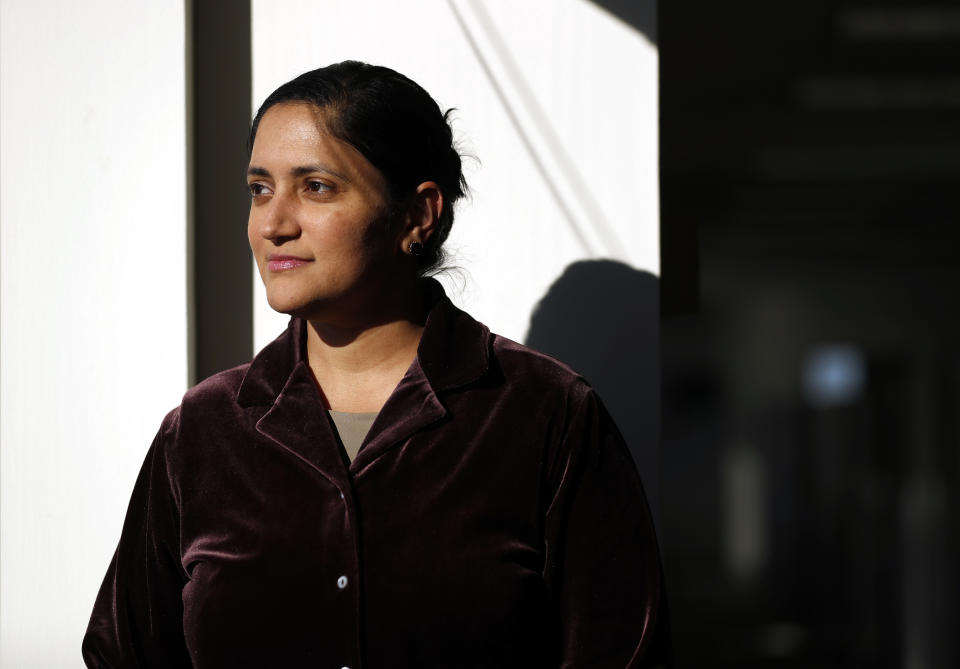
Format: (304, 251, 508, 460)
(337, 575, 348, 589)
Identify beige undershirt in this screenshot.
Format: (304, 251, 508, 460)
(328, 410, 378, 462)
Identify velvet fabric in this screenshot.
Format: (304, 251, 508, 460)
(83, 281, 672, 668)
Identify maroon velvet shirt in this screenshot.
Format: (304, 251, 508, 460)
(83, 281, 671, 668)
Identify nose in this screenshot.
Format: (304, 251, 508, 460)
(254, 191, 301, 243)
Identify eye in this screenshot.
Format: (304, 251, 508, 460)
(248, 182, 272, 198)
(306, 180, 333, 194)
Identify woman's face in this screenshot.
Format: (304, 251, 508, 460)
(247, 102, 405, 324)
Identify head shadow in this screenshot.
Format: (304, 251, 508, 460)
(525, 259, 661, 517)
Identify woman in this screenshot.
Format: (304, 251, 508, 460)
(83, 61, 671, 668)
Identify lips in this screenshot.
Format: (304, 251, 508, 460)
(267, 254, 312, 272)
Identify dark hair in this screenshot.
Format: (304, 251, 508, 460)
(249, 61, 467, 275)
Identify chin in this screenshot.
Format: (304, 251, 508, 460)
(266, 287, 336, 322)
(265, 287, 312, 317)
(267, 298, 314, 320)
(263, 277, 388, 325)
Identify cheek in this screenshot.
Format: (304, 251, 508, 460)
(246, 218, 268, 276)
(247, 216, 263, 254)
(317, 211, 381, 253)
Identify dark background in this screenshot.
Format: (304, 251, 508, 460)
(659, 1, 959, 667)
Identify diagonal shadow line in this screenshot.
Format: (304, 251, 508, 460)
(447, 0, 628, 258)
(584, 0, 657, 44)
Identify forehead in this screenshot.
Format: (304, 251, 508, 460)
(249, 103, 381, 184)
(254, 103, 328, 146)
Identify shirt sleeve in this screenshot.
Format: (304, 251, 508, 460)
(82, 414, 192, 668)
(543, 388, 673, 668)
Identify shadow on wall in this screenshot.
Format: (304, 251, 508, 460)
(525, 260, 660, 519)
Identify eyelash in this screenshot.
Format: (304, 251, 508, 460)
(247, 180, 333, 198)
(306, 180, 332, 194)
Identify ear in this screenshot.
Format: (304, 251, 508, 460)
(400, 181, 443, 252)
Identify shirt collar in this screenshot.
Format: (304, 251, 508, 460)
(236, 278, 491, 408)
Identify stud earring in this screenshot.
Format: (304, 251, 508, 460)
(408, 241, 424, 257)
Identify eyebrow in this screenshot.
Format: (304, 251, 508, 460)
(246, 163, 351, 182)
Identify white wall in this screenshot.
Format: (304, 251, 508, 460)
(252, 0, 659, 348)
(0, 2, 188, 666)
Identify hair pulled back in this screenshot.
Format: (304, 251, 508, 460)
(249, 61, 467, 275)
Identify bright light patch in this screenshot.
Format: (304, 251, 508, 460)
(802, 344, 866, 408)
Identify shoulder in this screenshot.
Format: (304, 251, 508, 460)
(181, 362, 251, 410)
(490, 333, 583, 383)
(484, 333, 621, 496)
(487, 332, 595, 409)
(153, 361, 253, 447)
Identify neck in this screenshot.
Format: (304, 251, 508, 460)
(305, 281, 426, 412)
